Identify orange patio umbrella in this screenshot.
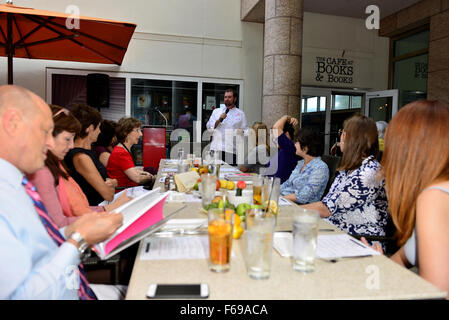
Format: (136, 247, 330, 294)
(0, 2, 136, 84)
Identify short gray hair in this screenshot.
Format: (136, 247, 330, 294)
(376, 121, 388, 138)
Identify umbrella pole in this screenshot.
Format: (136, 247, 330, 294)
(7, 13, 13, 85)
(8, 55, 13, 85)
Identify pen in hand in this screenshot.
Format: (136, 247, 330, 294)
(349, 237, 367, 249)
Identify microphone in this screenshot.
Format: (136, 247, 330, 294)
(220, 108, 229, 122)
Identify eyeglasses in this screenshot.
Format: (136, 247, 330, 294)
(133, 128, 142, 133)
(53, 108, 70, 118)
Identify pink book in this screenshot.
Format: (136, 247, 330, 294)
(93, 188, 181, 259)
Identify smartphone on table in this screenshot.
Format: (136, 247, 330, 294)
(146, 283, 209, 299)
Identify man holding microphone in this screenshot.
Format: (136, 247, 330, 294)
(206, 88, 248, 166)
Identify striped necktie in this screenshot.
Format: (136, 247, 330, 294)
(22, 176, 97, 300)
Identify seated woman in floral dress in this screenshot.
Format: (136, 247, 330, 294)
(280, 128, 329, 204)
(300, 114, 389, 242)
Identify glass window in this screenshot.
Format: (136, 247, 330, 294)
(391, 28, 429, 109)
(131, 79, 197, 130)
(307, 97, 318, 112)
(201, 83, 239, 134)
(301, 96, 326, 113)
(393, 53, 428, 108)
(320, 97, 326, 111)
(333, 95, 349, 110)
(351, 96, 362, 109)
(394, 30, 429, 57)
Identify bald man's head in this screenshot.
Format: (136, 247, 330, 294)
(0, 85, 54, 174)
(0, 85, 50, 121)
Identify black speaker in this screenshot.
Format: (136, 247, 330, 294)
(86, 73, 109, 109)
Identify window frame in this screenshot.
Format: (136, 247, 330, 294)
(46, 68, 243, 143)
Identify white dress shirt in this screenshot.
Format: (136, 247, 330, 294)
(206, 106, 249, 154)
(0, 158, 80, 299)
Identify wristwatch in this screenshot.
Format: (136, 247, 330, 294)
(69, 232, 90, 257)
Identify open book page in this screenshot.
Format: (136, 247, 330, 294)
(97, 186, 148, 206)
(96, 205, 186, 260)
(273, 232, 381, 259)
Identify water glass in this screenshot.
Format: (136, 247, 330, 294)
(201, 173, 217, 208)
(246, 209, 276, 280)
(292, 208, 319, 273)
(208, 208, 234, 272)
(177, 159, 189, 173)
(177, 148, 184, 161)
(209, 163, 221, 178)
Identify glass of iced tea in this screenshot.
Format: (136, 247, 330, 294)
(252, 175, 263, 205)
(208, 208, 234, 272)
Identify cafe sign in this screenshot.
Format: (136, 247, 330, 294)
(315, 56, 354, 84)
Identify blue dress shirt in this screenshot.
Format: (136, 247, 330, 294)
(0, 158, 80, 299)
(280, 157, 329, 204)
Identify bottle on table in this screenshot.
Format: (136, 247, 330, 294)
(165, 174, 171, 191)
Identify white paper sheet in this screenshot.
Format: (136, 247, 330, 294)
(219, 167, 241, 172)
(162, 168, 178, 172)
(279, 197, 292, 206)
(184, 194, 202, 202)
(161, 219, 207, 230)
(139, 235, 210, 260)
(165, 191, 202, 203)
(273, 232, 380, 259)
(164, 159, 179, 164)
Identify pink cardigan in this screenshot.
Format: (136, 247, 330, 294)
(28, 166, 103, 228)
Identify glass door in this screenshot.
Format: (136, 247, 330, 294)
(301, 87, 330, 155)
(365, 89, 398, 123)
(329, 91, 364, 154)
(301, 87, 366, 155)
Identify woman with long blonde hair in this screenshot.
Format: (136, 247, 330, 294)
(363, 100, 449, 298)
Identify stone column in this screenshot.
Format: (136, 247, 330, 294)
(262, 0, 303, 128)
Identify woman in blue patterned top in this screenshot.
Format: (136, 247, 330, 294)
(300, 114, 389, 240)
(281, 128, 329, 204)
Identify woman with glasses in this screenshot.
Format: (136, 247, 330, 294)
(300, 114, 389, 245)
(29, 105, 130, 228)
(107, 117, 154, 189)
(280, 128, 329, 204)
